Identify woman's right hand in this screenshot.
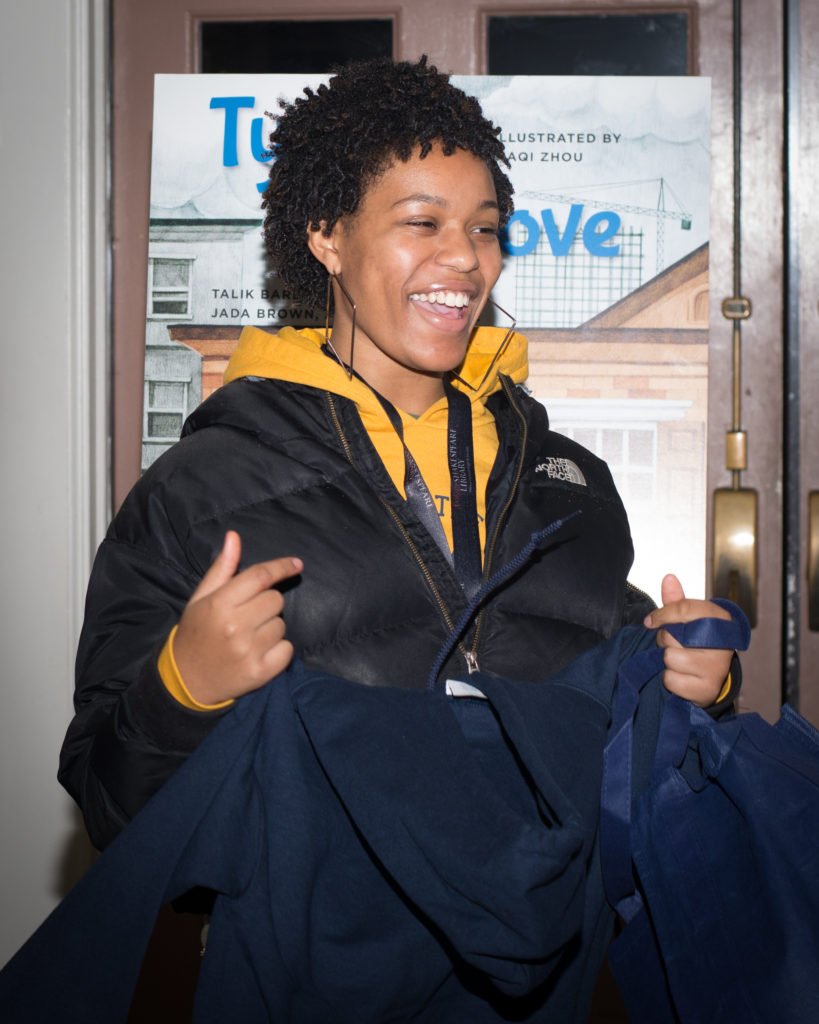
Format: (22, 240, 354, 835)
(173, 530, 303, 705)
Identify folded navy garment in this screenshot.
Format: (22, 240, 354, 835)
(0, 625, 659, 1024)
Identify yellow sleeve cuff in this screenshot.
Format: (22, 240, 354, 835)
(715, 670, 732, 705)
(158, 625, 234, 712)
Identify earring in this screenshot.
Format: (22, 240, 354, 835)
(449, 298, 517, 392)
(323, 272, 356, 380)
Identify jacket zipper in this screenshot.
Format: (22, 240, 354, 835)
(626, 579, 657, 609)
(325, 392, 467, 664)
(326, 383, 528, 676)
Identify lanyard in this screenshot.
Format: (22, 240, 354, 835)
(373, 380, 483, 600)
(442, 378, 483, 598)
(324, 344, 483, 599)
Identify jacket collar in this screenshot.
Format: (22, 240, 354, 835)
(222, 325, 529, 419)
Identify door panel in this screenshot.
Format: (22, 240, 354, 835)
(112, 2, 813, 1022)
(793, 0, 819, 726)
(700, 0, 785, 721)
(112, 1, 805, 712)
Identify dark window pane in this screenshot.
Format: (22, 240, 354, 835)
(488, 14, 689, 76)
(200, 20, 393, 74)
(152, 297, 189, 316)
(153, 260, 189, 287)
(148, 412, 184, 438)
(149, 382, 186, 409)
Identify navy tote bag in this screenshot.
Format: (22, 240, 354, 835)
(601, 605, 819, 1024)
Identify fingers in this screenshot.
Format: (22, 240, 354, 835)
(648, 575, 687, 642)
(641, 574, 735, 706)
(258, 636, 295, 681)
(190, 530, 242, 601)
(647, 598, 732, 632)
(172, 534, 304, 705)
(660, 572, 685, 607)
(212, 603, 290, 683)
(645, 574, 732, 633)
(213, 586, 286, 643)
(226, 554, 304, 607)
(661, 645, 734, 707)
(191, 531, 303, 608)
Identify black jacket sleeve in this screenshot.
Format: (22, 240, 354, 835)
(59, 535, 230, 850)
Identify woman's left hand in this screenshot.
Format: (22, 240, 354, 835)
(643, 574, 734, 707)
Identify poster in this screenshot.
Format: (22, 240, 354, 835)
(145, 74, 711, 595)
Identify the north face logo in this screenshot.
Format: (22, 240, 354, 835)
(534, 457, 587, 485)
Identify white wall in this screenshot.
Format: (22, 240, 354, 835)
(0, 0, 108, 966)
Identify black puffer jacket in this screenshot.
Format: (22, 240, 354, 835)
(59, 374, 651, 849)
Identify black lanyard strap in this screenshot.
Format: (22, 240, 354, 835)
(443, 378, 483, 599)
(321, 343, 484, 598)
(375, 391, 454, 571)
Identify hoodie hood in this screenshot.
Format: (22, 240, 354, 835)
(220, 324, 529, 557)
(223, 325, 529, 411)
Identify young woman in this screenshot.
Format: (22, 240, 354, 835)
(59, 56, 735, 1019)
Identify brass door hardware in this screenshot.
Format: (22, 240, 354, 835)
(711, 0, 758, 627)
(713, 487, 758, 627)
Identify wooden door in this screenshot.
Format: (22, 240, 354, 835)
(112, 5, 816, 1022)
(790, 0, 819, 728)
(113, 0, 810, 728)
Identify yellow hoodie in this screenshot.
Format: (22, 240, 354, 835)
(162, 323, 529, 711)
(224, 324, 529, 550)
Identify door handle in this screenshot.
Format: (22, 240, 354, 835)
(713, 486, 758, 627)
(810, 492, 819, 631)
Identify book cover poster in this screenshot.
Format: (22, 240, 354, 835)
(145, 74, 710, 595)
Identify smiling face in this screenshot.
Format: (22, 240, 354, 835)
(308, 144, 504, 414)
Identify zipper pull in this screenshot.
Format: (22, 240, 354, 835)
(464, 650, 480, 674)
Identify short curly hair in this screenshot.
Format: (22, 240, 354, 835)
(261, 56, 513, 309)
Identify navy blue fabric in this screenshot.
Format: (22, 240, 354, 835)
(1, 627, 657, 1024)
(600, 600, 751, 916)
(601, 603, 819, 1024)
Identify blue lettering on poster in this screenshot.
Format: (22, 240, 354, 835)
(210, 96, 626, 238)
(502, 210, 541, 257)
(210, 96, 273, 190)
(540, 205, 583, 256)
(209, 96, 255, 166)
(583, 211, 621, 256)
(502, 205, 621, 258)
(251, 117, 274, 163)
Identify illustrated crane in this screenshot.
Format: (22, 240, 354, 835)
(530, 178, 692, 274)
